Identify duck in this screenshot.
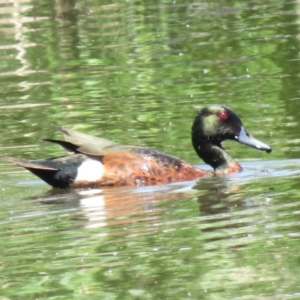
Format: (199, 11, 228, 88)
(7, 104, 272, 189)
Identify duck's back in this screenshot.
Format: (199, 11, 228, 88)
(98, 147, 209, 187)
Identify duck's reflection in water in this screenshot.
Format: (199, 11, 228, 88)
(36, 175, 258, 235)
(193, 177, 270, 249)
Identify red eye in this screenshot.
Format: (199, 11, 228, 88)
(219, 111, 228, 120)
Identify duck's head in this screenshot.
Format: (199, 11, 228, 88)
(192, 104, 272, 153)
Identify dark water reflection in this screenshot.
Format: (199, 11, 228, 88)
(1, 0, 300, 299)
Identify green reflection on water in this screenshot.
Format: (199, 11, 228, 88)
(1, 0, 300, 299)
(2, 174, 300, 299)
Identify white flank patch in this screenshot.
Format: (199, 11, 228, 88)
(75, 159, 104, 182)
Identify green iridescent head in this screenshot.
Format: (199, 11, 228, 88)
(192, 104, 272, 152)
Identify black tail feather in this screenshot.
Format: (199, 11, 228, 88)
(6, 156, 77, 189)
(43, 139, 79, 153)
(24, 167, 72, 188)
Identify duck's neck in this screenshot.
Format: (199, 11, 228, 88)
(192, 136, 242, 173)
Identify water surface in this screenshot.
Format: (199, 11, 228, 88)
(1, 0, 300, 299)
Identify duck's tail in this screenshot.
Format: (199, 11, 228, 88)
(6, 157, 74, 188)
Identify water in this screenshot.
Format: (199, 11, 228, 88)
(1, 0, 300, 299)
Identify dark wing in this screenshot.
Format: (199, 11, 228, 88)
(49, 125, 119, 155)
(47, 126, 186, 169)
(47, 126, 155, 156)
(43, 139, 80, 153)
